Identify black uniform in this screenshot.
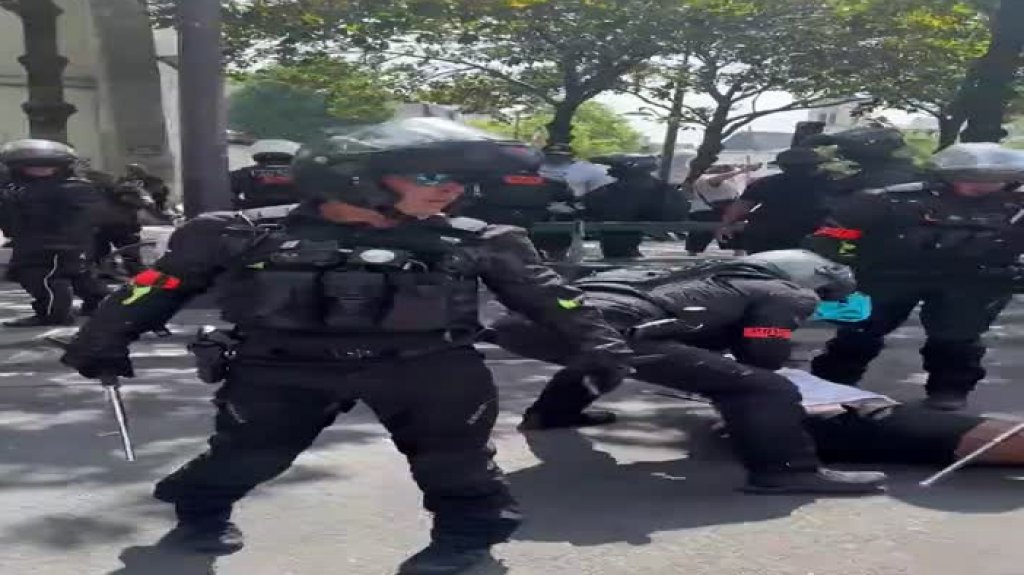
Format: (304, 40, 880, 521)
(455, 174, 576, 259)
(806, 182, 1024, 402)
(92, 179, 151, 277)
(61, 204, 629, 550)
(494, 260, 824, 474)
(0, 174, 109, 323)
(230, 161, 297, 209)
(585, 158, 685, 258)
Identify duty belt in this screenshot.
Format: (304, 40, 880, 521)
(233, 330, 479, 364)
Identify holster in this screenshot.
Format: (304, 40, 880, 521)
(187, 326, 240, 384)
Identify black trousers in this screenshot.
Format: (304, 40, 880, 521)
(684, 210, 721, 254)
(9, 250, 109, 321)
(493, 317, 820, 473)
(154, 347, 520, 547)
(812, 280, 1012, 397)
(93, 227, 144, 276)
(808, 404, 982, 466)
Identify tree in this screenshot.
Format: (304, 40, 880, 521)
(621, 0, 864, 181)
(228, 58, 396, 142)
(465, 101, 643, 158)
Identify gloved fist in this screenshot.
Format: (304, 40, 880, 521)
(60, 348, 134, 380)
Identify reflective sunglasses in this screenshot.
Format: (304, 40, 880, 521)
(410, 173, 461, 187)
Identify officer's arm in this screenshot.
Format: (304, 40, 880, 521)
(70, 214, 248, 351)
(733, 288, 819, 370)
(477, 226, 631, 357)
(802, 194, 881, 264)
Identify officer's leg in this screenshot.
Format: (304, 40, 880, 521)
(7, 253, 74, 326)
(599, 232, 644, 259)
(154, 381, 341, 553)
(918, 287, 1013, 410)
(60, 250, 110, 315)
(811, 285, 922, 385)
(488, 316, 616, 427)
(363, 350, 518, 574)
(632, 340, 886, 493)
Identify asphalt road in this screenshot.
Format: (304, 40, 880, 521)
(2, 278, 1024, 574)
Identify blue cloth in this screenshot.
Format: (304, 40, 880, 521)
(812, 292, 872, 323)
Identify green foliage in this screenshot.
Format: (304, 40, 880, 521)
(228, 59, 396, 142)
(465, 102, 643, 158)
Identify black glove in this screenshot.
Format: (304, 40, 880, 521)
(60, 348, 134, 380)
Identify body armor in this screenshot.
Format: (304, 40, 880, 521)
(217, 219, 484, 338)
(857, 184, 1024, 277)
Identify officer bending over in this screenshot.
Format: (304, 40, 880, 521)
(807, 143, 1024, 411)
(0, 140, 108, 326)
(59, 121, 631, 575)
(491, 250, 887, 495)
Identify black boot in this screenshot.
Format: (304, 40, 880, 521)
(166, 513, 245, 555)
(397, 542, 492, 575)
(519, 409, 617, 431)
(922, 392, 968, 412)
(744, 468, 887, 495)
(3, 315, 74, 328)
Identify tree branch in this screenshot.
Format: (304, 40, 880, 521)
(369, 48, 556, 104)
(721, 96, 867, 137)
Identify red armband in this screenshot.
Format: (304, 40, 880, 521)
(132, 269, 183, 290)
(743, 327, 793, 340)
(813, 227, 863, 241)
(503, 175, 546, 185)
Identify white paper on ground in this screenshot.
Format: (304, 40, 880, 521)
(777, 368, 894, 408)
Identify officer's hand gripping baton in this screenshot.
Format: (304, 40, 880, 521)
(47, 337, 136, 462)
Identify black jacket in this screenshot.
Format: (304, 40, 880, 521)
(0, 176, 102, 251)
(584, 173, 687, 222)
(66, 204, 631, 362)
(230, 162, 297, 209)
(575, 261, 819, 370)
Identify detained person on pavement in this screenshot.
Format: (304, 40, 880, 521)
(58, 118, 632, 575)
(490, 249, 888, 495)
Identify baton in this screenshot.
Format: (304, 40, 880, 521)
(46, 337, 136, 462)
(920, 420, 1024, 487)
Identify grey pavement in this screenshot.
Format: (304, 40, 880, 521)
(3, 261, 1024, 573)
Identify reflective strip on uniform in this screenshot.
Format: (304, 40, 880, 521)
(743, 327, 793, 340)
(813, 227, 863, 241)
(558, 296, 584, 310)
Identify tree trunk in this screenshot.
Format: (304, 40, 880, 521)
(959, 0, 1024, 143)
(545, 99, 583, 148)
(685, 106, 730, 184)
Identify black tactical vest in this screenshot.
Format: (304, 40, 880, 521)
(217, 218, 484, 336)
(859, 185, 1024, 276)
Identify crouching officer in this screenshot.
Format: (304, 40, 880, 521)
(0, 140, 108, 326)
(491, 250, 888, 494)
(59, 120, 632, 575)
(807, 143, 1024, 411)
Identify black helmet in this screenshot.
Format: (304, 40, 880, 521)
(591, 154, 659, 173)
(292, 118, 543, 208)
(0, 139, 78, 167)
(804, 127, 905, 162)
(741, 249, 856, 301)
(776, 147, 827, 167)
(928, 143, 1024, 183)
(250, 139, 301, 163)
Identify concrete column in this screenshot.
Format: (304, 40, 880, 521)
(86, 0, 174, 183)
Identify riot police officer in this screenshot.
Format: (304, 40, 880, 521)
(807, 143, 1024, 411)
(92, 176, 153, 278)
(491, 250, 888, 494)
(805, 126, 924, 192)
(230, 139, 301, 209)
(0, 140, 108, 326)
(59, 120, 632, 574)
(122, 163, 173, 221)
(585, 154, 685, 259)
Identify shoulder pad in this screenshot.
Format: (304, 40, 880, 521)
(447, 216, 489, 233)
(866, 182, 929, 195)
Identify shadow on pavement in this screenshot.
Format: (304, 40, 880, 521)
(107, 530, 218, 575)
(507, 416, 816, 547)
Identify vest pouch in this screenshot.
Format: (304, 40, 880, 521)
(322, 271, 389, 331)
(221, 270, 320, 330)
(378, 273, 452, 332)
